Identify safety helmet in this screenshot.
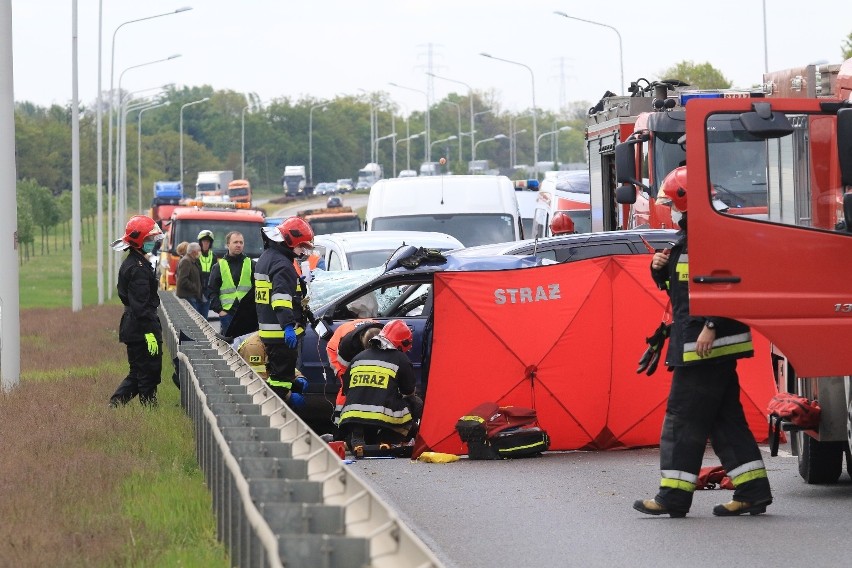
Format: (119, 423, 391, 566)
(657, 166, 688, 212)
(197, 229, 214, 243)
(111, 215, 163, 251)
(262, 216, 314, 248)
(550, 211, 575, 235)
(375, 319, 413, 352)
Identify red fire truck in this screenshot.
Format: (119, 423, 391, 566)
(683, 59, 852, 484)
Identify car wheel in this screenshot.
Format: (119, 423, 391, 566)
(797, 431, 844, 484)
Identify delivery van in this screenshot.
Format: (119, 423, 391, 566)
(365, 175, 523, 246)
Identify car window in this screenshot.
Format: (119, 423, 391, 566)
(327, 250, 343, 271)
(534, 248, 558, 262)
(333, 279, 433, 320)
(555, 242, 633, 262)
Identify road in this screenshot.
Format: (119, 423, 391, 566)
(269, 193, 368, 219)
(349, 444, 852, 568)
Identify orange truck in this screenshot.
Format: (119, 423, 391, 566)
(683, 58, 852, 484)
(296, 206, 361, 235)
(157, 200, 266, 290)
(227, 179, 252, 205)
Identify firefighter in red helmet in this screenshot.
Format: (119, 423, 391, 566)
(109, 215, 165, 407)
(550, 211, 576, 235)
(254, 217, 314, 410)
(338, 319, 423, 458)
(634, 166, 772, 518)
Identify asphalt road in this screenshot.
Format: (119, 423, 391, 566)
(270, 193, 368, 219)
(348, 444, 852, 568)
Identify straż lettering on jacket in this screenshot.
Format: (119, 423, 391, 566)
(494, 284, 561, 305)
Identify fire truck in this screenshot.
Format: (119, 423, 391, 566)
(682, 59, 852, 484)
(158, 200, 266, 290)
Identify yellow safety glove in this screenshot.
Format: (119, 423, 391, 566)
(144, 333, 159, 356)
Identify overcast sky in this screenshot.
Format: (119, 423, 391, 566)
(9, 0, 851, 115)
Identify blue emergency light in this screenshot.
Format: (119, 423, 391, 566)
(679, 92, 725, 106)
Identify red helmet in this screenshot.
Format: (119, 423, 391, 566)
(377, 319, 413, 352)
(263, 217, 314, 248)
(550, 211, 575, 235)
(658, 166, 688, 212)
(112, 215, 163, 251)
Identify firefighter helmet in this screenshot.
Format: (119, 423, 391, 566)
(550, 211, 575, 235)
(197, 229, 214, 243)
(657, 166, 689, 212)
(112, 215, 163, 251)
(376, 319, 413, 352)
(262, 217, 314, 248)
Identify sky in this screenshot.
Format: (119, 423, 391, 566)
(9, 0, 851, 116)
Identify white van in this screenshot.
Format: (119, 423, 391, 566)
(365, 175, 523, 246)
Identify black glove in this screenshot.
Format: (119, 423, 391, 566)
(636, 323, 670, 376)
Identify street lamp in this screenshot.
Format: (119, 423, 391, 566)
(430, 135, 458, 160)
(396, 131, 425, 172)
(511, 128, 527, 170)
(376, 132, 397, 168)
(480, 52, 537, 177)
(121, 98, 162, 228)
(309, 102, 328, 186)
(241, 103, 250, 179)
(357, 88, 376, 163)
(389, 82, 431, 162)
(554, 11, 624, 96)
(180, 97, 210, 192)
(438, 100, 463, 164)
(428, 72, 476, 162)
(137, 101, 169, 214)
(473, 133, 507, 162)
(536, 126, 573, 170)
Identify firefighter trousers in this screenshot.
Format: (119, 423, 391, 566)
(110, 341, 163, 406)
(656, 360, 772, 512)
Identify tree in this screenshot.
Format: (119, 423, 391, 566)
(658, 60, 732, 89)
(843, 32, 852, 60)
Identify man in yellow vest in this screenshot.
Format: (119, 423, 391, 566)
(197, 229, 218, 319)
(207, 231, 253, 336)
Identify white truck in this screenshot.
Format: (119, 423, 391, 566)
(195, 170, 233, 199)
(357, 163, 383, 187)
(282, 165, 307, 196)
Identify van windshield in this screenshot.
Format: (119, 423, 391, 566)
(372, 214, 515, 246)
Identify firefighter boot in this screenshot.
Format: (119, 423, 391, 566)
(348, 426, 366, 459)
(633, 499, 687, 518)
(712, 499, 772, 516)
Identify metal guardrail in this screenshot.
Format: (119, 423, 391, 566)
(158, 292, 443, 568)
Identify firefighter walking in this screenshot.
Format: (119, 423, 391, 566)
(108, 215, 165, 407)
(634, 166, 772, 517)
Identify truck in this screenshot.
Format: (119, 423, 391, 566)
(157, 200, 265, 290)
(195, 170, 234, 200)
(150, 181, 183, 230)
(418, 162, 438, 177)
(357, 163, 383, 186)
(296, 206, 361, 235)
(227, 179, 251, 205)
(673, 58, 852, 485)
(282, 165, 306, 196)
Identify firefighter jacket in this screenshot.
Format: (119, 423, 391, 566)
(117, 248, 162, 344)
(339, 346, 416, 435)
(175, 255, 202, 300)
(651, 231, 753, 367)
(326, 319, 383, 378)
(254, 242, 306, 344)
(208, 253, 252, 313)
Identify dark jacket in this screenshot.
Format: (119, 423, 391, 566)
(207, 252, 253, 314)
(254, 242, 306, 345)
(651, 229, 753, 367)
(117, 248, 161, 344)
(175, 255, 202, 300)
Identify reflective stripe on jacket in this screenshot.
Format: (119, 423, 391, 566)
(218, 257, 252, 311)
(254, 243, 305, 344)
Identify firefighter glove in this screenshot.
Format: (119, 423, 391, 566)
(287, 391, 306, 410)
(293, 376, 308, 394)
(144, 333, 159, 356)
(636, 323, 670, 376)
(284, 325, 297, 348)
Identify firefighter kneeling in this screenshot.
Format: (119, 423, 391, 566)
(236, 332, 308, 409)
(338, 320, 423, 458)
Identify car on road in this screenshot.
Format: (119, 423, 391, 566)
(326, 196, 343, 208)
(314, 182, 337, 196)
(336, 179, 354, 193)
(313, 230, 464, 271)
(398, 170, 418, 178)
(355, 180, 371, 191)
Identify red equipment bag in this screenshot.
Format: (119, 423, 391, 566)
(767, 392, 821, 456)
(455, 403, 548, 460)
(696, 466, 735, 490)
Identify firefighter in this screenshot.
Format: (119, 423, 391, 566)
(325, 319, 384, 426)
(108, 215, 165, 407)
(338, 320, 423, 458)
(236, 332, 308, 406)
(254, 217, 313, 410)
(197, 229, 217, 319)
(550, 211, 576, 235)
(207, 231, 252, 336)
(633, 166, 772, 518)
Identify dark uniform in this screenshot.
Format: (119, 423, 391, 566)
(208, 252, 253, 335)
(648, 230, 772, 514)
(254, 240, 306, 400)
(197, 247, 216, 318)
(110, 248, 163, 406)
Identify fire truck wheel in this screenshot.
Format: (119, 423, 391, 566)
(797, 432, 844, 484)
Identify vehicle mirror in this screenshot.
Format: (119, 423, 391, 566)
(738, 102, 794, 139)
(838, 108, 852, 187)
(843, 192, 852, 234)
(615, 140, 650, 190)
(615, 184, 637, 205)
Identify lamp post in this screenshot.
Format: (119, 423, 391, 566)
(121, 98, 162, 228)
(480, 52, 537, 177)
(430, 135, 458, 161)
(536, 126, 573, 171)
(241, 103, 250, 179)
(180, 97, 210, 192)
(511, 128, 527, 171)
(137, 101, 169, 213)
(309, 102, 328, 186)
(438, 100, 463, 164)
(554, 11, 624, 96)
(376, 132, 397, 172)
(357, 88, 375, 163)
(473, 133, 507, 162)
(427, 72, 476, 162)
(389, 82, 430, 162)
(396, 131, 425, 172)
